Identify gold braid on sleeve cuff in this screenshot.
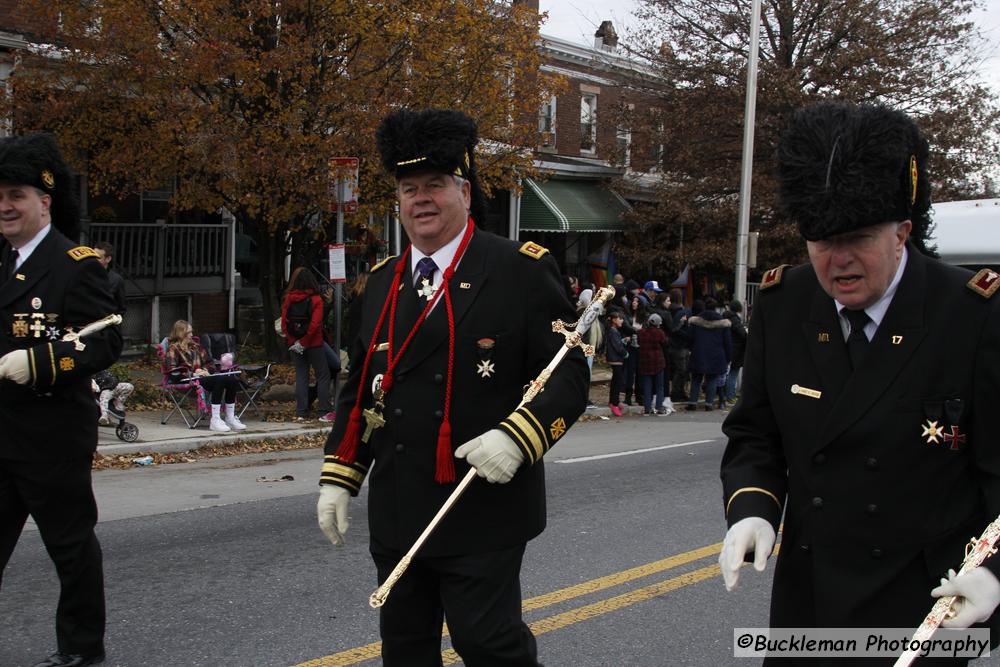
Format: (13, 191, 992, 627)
(726, 487, 782, 517)
(499, 407, 549, 465)
(320, 455, 369, 495)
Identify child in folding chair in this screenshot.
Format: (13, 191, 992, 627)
(166, 319, 246, 432)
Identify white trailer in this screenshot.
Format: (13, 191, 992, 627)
(930, 198, 1000, 270)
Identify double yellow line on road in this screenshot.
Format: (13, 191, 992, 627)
(295, 541, 724, 667)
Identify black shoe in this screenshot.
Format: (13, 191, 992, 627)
(33, 653, 105, 667)
(685, 404, 697, 412)
(704, 404, 714, 411)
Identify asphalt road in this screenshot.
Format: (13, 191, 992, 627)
(3, 413, 995, 666)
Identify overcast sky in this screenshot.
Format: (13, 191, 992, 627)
(538, 0, 1000, 91)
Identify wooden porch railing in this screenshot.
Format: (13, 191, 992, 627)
(87, 222, 231, 293)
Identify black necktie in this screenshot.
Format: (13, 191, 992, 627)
(5, 246, 18, 283)
(844, 309, 871, 369)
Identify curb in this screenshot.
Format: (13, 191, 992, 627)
(96, 425, 332, 457)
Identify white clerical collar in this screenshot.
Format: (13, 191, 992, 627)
(410, 222, 469, 287)
(835, 244, 908, 341)
(13, 223, 52, 269)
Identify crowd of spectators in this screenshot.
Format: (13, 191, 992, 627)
(564, 271, 748, 414)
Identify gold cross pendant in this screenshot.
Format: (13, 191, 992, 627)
(362, 406, 385, 443)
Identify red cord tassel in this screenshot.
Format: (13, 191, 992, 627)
(435, 420, 455, 483)
(335, 406, 363, 462)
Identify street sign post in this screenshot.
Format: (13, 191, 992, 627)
(329, 157, 359, 352)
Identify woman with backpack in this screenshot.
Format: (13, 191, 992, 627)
(281, 267, 334, 422)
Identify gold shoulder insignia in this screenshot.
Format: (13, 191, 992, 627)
(519, 241, 549, 260)
(967, 269, 1000, 298)
(760, 264, 790, 291)
(370, 255, 397, 273)
(67, 246, 99, 261)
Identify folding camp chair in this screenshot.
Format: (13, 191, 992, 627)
(157, 338, 208, 428)
(200, 332, 272, 420)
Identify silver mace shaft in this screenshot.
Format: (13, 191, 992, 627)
(369, 286, 616, 608)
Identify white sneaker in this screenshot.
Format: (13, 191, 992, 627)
(224, 415, 247, 431)
(98, 413, 111, 426)
(209, 416, 231, 432)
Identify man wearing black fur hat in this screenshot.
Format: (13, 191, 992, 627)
(316, 108, 588, 665)
(718, 101, 1000, 656)
(0, 134, 122, 667)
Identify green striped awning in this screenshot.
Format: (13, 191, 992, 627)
(520, 178, 631, 233)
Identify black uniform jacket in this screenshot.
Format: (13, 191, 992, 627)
(322, 229, 589, 557)
(0, 230, 122, 461)
(721, 247, 1000, 629)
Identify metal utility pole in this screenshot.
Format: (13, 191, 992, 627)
(735, 0, 762, 305)
(335, 179, 344, 354)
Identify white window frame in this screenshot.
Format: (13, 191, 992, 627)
(538, 96, 557, 148)
(580, 93, 597, 155)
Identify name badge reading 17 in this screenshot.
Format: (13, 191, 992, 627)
(790, 384, 822, 400)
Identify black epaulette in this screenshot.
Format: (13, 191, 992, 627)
(370, 255, 397, 273)
(518, 241, 549, 260)
(759, 264, 790, 291)
(967, 269, 1000, 299)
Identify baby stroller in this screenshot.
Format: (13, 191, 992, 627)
(93, 369, 139, 442)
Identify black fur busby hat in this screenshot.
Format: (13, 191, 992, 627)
(775, 101, 932, 254)
(0, 133, 80, 241)
(376, 108, 487, 225)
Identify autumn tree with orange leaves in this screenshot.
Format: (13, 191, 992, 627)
(611, 0, 1000, 282)
(8, 0, 553, 354)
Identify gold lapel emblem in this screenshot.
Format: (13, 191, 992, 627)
(550, 417, 567, 441)
(460, 282, 471, 289)
(790, 384, 822, 399)
(41, 169, 55, 189)
(15, 273, 24, 280)
(892, 335, 903, 345)
(817, 333, 830, 343)
(59, 357, 74, 371)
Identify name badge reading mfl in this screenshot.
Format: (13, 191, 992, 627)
(791, 384, 822, 400)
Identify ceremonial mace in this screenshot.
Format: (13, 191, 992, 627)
(893, 515, 1000, 667)
(369, 286, 616, 608)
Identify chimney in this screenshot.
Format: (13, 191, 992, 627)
(594, 20, 618, 51)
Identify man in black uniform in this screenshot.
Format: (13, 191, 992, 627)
(719, 102, 1000, 654)
(316, 109, 589, 665)
(0, 134, 122, 667)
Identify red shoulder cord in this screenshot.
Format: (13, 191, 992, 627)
(335, 220, 475, 483)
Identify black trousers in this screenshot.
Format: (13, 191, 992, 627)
(372, 543, 540, 667)
(197, 374, 240, 404)
(0, 456, 105, 655)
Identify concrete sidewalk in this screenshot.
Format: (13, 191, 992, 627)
(97, 367, 636, 457)
(96, 408, 332, 457)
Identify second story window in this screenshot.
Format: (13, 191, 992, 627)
(616, 126, 631, 167)
(538, 98, 556, 148)
(580, 93, 597, 154)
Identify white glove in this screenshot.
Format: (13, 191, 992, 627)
(317, 485, 350, 546)
(289, 340, 305, 355)
(0, 349, 31, 385)
(719, 516, 776, 591)
(931, 567, 1000, 628)
(454, 429, 525, 484)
